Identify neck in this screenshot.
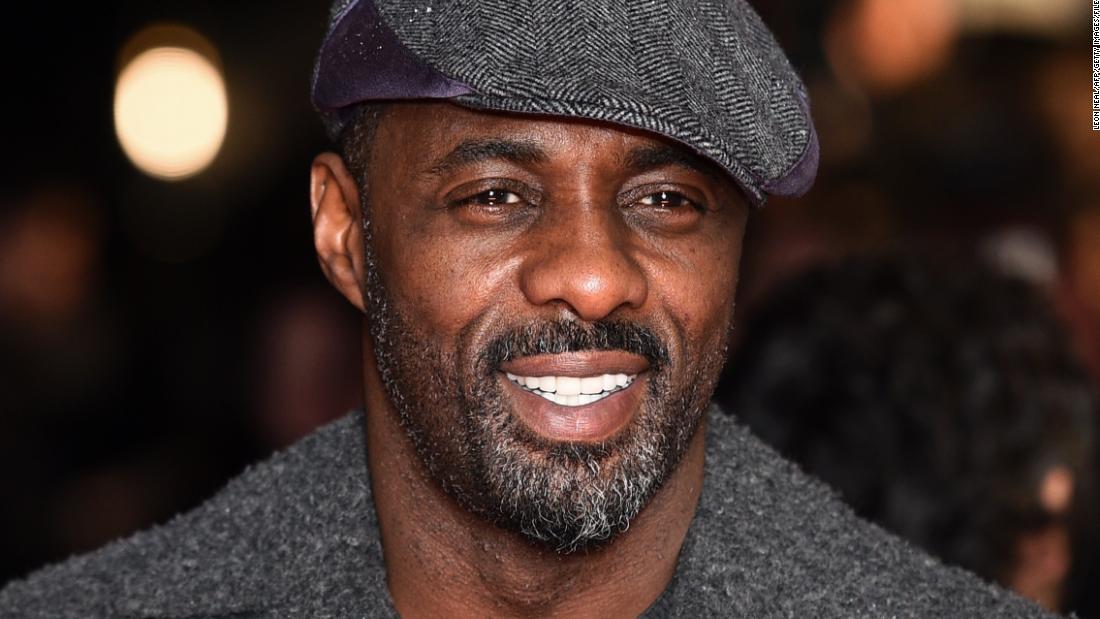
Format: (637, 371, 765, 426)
(361, 341, 705, 619)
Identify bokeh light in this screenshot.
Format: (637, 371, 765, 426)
(114, 40, 227, 181)
(825, 0, 958, 95)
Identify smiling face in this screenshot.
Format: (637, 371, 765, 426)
(325, 102, 747, 551)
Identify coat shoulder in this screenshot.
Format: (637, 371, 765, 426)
(662, 409, 1057, 618)
(0, 413, 381, 619)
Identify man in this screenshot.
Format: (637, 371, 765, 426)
(0, 0, 1052, 617)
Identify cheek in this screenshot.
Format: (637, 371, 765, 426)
(374, 217, 516, 337)
(647, 228, 744, 347)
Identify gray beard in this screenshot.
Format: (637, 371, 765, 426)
(360, 218, 726, 553)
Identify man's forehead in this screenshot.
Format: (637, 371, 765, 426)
(380, 101, 654, 141)
(378, 102, 724, 177)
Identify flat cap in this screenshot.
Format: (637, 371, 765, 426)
(312, 0, 819, 205)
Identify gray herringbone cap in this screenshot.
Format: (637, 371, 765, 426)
(312, 0, 819, 205)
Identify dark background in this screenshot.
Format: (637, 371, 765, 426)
(1, 0, 1098, 603)
(1, 1, 361, 577)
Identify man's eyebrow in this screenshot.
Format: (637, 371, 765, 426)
(428, 138, 549, 175)
(622, 144, 721, 180)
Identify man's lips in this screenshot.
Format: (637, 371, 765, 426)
(498, 351, 650, 442)
(499, 351, 650, 377)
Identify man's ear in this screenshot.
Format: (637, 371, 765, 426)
(310, 152, 367, 312)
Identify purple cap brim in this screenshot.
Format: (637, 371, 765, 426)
(762, 95, 819, 198)
(312, 0, 474, 112)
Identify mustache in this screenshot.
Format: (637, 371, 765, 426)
(481, 319, 670, 370)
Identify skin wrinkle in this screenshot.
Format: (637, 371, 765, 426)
(312, 101, 747, 617)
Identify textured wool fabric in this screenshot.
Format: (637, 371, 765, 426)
(0, 408, 1053, 618)
(311, 0, 820, 205)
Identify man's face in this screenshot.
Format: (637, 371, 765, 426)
(356, 102, 747, 551)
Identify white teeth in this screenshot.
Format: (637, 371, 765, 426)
(579, 376, 604, 394)
(538, 376, 556, 392)
(503, 371, 637, 406)
(556, 376, 582, 396)
(539, 389, 615, 407)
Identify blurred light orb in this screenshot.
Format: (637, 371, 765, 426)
(114, 44, 227, 181)
(826, 0, 958, 95)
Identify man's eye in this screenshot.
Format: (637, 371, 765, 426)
(637, 191, 696, 210)
(464, 189, 522, 207)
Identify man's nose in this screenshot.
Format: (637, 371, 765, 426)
(519, 208, 648, 321)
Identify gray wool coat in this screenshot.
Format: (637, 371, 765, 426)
(0, 407, 1053, 618)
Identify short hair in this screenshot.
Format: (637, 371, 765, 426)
(336, 103, 388, 195)
(722, 254, 1097, 587)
